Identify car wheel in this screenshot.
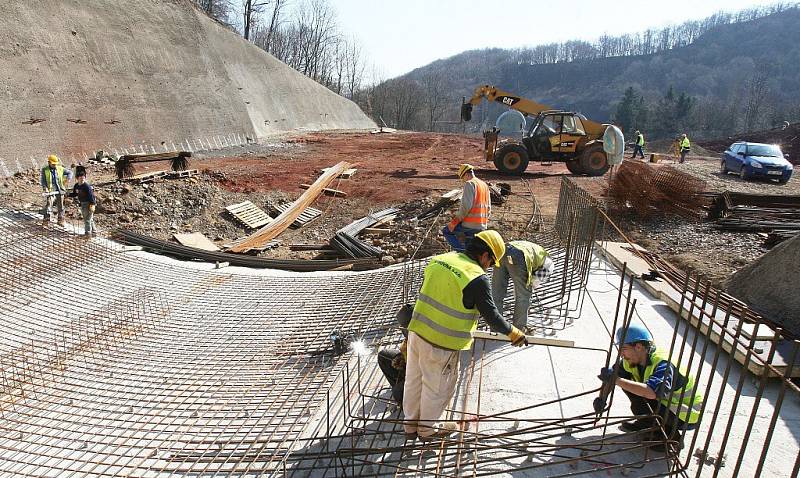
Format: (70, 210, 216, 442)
(720, 160, 728, 175)
(778, 177, 789, 184)
(739, 167, 749, 180)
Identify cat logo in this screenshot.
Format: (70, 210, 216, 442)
(500, 96, 519, 106)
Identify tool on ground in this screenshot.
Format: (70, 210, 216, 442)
(472, 330, 574, 347)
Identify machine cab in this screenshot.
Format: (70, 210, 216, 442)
(527, 111, 587, 156)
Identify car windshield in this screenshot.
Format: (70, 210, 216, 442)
(746, 144, 782, 157)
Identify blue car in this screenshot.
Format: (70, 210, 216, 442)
(721, 141, 793, 184)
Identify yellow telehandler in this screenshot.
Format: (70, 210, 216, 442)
(461, 85, 613, 176)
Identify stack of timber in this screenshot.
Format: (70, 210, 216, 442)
(227, 161, 352, 253)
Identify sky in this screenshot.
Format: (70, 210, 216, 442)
(329, 0, 785, 78)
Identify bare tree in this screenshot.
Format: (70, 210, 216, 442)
(243, 0, 269, 41)
(421, 71, 446, 131)
(744, 67, 770, 131)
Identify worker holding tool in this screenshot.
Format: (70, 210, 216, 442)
(40, 155, 71, 226)
(403, 230, 527, 442)
(631, 130, 645, 159)
(442, 164, 490, 251)
(491, 240, 553, 331)
(597, 325, 703, 453)
(679, 134, 691, 163)
(377, 304, 412, 407)
(69, 167, 97, 237)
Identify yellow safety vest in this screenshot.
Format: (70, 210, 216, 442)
(508, 240, 549, 288)
(637, 133, 645, 146)
(621, 348, 703, 424)
(408, 252, 485, 351)
(681, 137, 691, 150)
(42, 165, 66, 191)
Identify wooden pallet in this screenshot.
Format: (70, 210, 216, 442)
(321, 167, 357, 179)
(225, 201, 273, 229)
(128, 170, 168, 183)
(167, 169, 199, 179)
(273, 203, 322, 228)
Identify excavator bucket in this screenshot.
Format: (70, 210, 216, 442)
(461, 102, 473, 122)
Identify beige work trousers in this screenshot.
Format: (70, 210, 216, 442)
(402, 331, 460, 437)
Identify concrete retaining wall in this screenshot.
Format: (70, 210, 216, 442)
(0, 0, 374, 175)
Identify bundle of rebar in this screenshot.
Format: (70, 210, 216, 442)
(712, 192, 800, 242)
(115, 151, 191, 179)
(329, 207, 398, 258)
(607, 161, 708, 219)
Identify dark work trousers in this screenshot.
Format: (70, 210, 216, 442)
(377, 349, 405, 406)
(631, 145, 645, 159)
(617, 367, 695, 441)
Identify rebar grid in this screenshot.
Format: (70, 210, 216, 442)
(1, 180, 798, 478)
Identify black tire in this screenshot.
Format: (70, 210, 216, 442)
(739, 167, 749, 180)
(565, 159, 584, 175)
(579, 144, 609, 176)
(494, 144, 529, 175)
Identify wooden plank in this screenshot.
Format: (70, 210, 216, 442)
(472, 330, 575, 348)
(300, 183, 347, 198)
(227, 162, 351, 252)
(173, 232, 220, 251)
(321, 167, 357, 179)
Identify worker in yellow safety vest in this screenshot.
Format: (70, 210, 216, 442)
(442, 164, 490, 251)
(679, 134, 691, 163)
(40, 155, 71, 226)
(598, 325, 703, 453)
(403, 230, 527, 441)
(491, 240, 554, 331)
(631, 130, 645, 159)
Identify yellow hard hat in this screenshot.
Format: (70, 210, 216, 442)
(47, 155, 59, 165)
(474, 230, 505, 267)
(458, 163, 474, 179)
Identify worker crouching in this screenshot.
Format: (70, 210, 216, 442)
(442, 164, 490, 251)
(403, 230, 527, 441)
(599, 325, 703, 453)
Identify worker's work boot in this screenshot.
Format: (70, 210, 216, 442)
(57, 217, 65, 226)
(419, 422, 459, 442)
(619, 418, 655, 432)
(404, 431, 418, 441)
(41, 218, 49, 227)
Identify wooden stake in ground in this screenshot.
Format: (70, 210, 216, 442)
(226, 161, 352, 253)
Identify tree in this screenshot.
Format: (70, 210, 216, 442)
(613, 87, 639, 134)
(243, 0, 269, 41)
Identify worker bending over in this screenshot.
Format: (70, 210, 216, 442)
(491, 240, 553, 331)
(599, 325, 703, 452)
(442, 164, 490, 251)
(40, 155, 71, 226)
(403, 231, 527, 441)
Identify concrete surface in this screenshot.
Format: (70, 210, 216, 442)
(0, 0, 374, 176)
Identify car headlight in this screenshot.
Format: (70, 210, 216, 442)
(750, 160, 763, 168)
(787, 163, 794, 171)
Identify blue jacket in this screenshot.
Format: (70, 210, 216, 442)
(70, 182, 96, 205)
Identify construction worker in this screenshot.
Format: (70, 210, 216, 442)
(491, 240, 554, 331)
(69, 167, 97, 237)
(403, 230, 527, 441)
(40, 155, 71, 226)
(377, 304, 412, 406)
(598, 325, 703, 453)
(631, 130, 645, 159)
(442, 164, 490, 252)
(679, 134, 691, 163)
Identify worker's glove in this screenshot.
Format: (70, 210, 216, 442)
(592, 396, 606, 414)
(88, 204, 96, 213)
(597, 366, 615, 383)
(391, 353, 405, 370)
(447, 218, 459, 232)
(507, 326, 528, 347)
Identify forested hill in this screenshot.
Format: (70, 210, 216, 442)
(374, 6, 800, 140)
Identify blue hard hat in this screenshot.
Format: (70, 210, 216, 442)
(615, 325, 653, 345)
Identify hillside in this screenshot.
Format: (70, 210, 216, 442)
(0, 0, 374, 176)
(397, 8, 800, 137)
